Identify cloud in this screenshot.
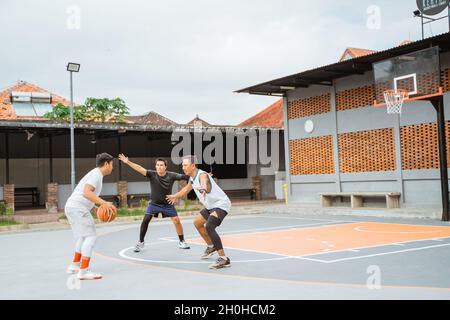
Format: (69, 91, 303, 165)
(0, 0, 448, 124)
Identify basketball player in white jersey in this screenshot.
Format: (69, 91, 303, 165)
(65, 153, 115, 280)
(166, 155, 231, 269)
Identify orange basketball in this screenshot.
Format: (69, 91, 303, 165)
(96, 204, 117, 222)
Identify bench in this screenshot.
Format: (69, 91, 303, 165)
(14, 187, 40, 207)
(224, 188, 256, 200)
(127, 194, 151, 208)
(320, 192, 401, 209)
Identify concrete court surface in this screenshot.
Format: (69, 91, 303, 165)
(1, 212, 450, 300)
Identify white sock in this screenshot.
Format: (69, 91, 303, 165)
(208, 244, 214, 248)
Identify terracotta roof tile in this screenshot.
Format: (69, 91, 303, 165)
(339, 47, 377, 62)
(186, 115, 211, 127)
(126, 111, 177, 125)
(0, 81, 71, 120)
(238, 99, 283, 128)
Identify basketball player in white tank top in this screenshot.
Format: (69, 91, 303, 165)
(166, 155, 231, 269)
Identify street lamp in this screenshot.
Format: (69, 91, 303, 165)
(66, 62, 80, 192)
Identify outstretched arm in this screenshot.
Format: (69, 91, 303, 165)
(166, 183, 193, 205)
(118, 153, 147, 176)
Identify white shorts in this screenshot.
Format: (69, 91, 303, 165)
(65, 206, 96, 238)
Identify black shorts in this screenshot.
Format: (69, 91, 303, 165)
(200, 208, 228, 226)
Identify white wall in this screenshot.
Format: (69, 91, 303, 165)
(216, 178, 251, 190)
(128, 181, 151, 194)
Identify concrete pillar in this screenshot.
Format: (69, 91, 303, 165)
(117, 181, 128, 208)
(46, 183, 58, 214)
(4, 184, 14, 213)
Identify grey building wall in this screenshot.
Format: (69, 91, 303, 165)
(285, 51, 450, 208)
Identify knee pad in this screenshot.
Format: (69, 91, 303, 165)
(205, 216, 220, 232)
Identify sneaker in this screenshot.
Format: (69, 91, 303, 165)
(66, 263, 80, 274)
(178, 241, 190, 249)
(133, 242, 145, 253)
(201, 246, 217, 259)
(77, 269, 102, 280)
(209, 257, 231, 269)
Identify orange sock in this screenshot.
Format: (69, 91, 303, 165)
(80, 257, 91, 270)
(73, 252, 82, 264)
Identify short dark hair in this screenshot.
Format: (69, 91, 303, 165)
(96, 153, 114, 167)
(155, 158, 168, 167)
(182, 155, 198, 165)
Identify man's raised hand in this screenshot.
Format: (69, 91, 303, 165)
(118, 153, 129, 164)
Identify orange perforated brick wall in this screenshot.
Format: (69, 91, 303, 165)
(338, 128, 396, 173)
(287, 94, 330, 119)
(336, 85, 375, 111)
(400, 122, 450, 170)
(289, 136, 334, 175)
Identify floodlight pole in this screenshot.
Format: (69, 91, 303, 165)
(69, 71, 76, 192)
(421, 15, 424, 40)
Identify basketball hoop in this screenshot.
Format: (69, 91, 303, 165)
(383, 89, 409, 114)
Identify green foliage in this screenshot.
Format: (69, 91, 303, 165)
(44, 98, 129, 123)
(6, 206, 14, 216)
(139, 199, 148, 209)
(0, 203, 14, 216)
(84, 97, 129, 123)
(44, 103, 87, 122)
(117, 208, 145, 217)
(0, 219, 19, 227)
(0, 202, 6, 215)
(183, 199, 191, 211)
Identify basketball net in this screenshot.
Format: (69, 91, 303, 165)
(383, 89, 408, 114)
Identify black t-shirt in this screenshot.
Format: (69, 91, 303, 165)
(146, 170, 190, 205)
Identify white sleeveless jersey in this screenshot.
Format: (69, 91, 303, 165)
(190, 169, 231, 212)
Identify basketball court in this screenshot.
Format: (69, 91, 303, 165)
(2, 0, 450, 304)
(1, 212, 450, 300)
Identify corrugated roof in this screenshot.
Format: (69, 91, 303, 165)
(235, 32, 450, 96)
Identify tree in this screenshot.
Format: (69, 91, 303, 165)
(44, 97, 129, 123)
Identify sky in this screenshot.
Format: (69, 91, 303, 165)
(1, 0, 449, 125)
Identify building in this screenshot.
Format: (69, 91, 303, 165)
(0, 81, 283, 213)
(237, 32, 450, 209)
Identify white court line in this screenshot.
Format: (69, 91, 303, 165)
(296, 243, 450, 264)
(118, 244, 294, 264)
(255, 215, 355, 223)
(162, 221, 351, 241)
(298, 236, 450, 258)
(354, 225, 442, 234)
(121, 235, 450, 265)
